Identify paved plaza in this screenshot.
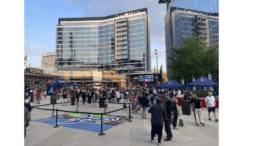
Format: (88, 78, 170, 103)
(25, 96, 219, 146)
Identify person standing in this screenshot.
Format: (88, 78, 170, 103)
(62, 90, 67, 106)
(36, 90, 41, 104)
(182, 93, 188, 100)
(137, 91, 143, 115)
(148, 99, 166, 146)
(172, 98, 180, 130)
(141, 94, 149, 119)
(116, 90, 121, 103)
(71, 90, 75, 106)
(164, 98, 173, 142)
(33, 88, 37, 103)
(24, 104, 28, 139)
(131, 94, 137, 114)
(82, 89, 86, 105)
(24, 98, 32, 130)
(205, 92, 218, 122)
(111, 89, 115, 103)
(192, 95, 205, 126)
(152, 88, 157, 105)
(190, 96, 197, 123)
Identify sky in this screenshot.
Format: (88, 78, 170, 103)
(24, 0, 167, 70)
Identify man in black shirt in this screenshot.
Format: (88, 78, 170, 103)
(190, 96, 197, 122)
(164, 99, 173, 141)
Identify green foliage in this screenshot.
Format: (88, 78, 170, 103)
(168, 35, 219, 81)
(194, 90, 198, 95)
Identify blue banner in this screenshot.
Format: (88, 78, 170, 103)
(47, 83, 56, 95)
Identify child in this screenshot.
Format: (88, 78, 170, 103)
(123, 98, 127, 111)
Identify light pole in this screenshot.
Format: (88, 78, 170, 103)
(154, 49, 158, 86)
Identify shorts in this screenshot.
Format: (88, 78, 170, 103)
(208, 106, 216, 112)
(123, 105, 126, 108)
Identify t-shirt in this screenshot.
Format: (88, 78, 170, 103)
(36, 92, 41, 98)
(116, 91, 120, 98)
(193, 99, 201, 108)
(138, 96, 143, 104)
(132, 96, 136, 102)
(178, 90, 181, 95)
(153, 90, 157, 94)
(205, 96, 215, 107)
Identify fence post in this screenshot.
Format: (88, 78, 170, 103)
(51, 104, 55, 117)
(98, 113, 105, 136)
(128, 103, 132, 122)
(53, 109, 59, 128)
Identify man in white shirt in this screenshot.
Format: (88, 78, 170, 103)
(205, 92, 218, 122)
(116, 90, 121, 103)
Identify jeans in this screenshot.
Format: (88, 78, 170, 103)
(36, 98, 40, 104)
(193, 108, 197, 121)
(117, 98, 120, 103)
(172, 110, 178, 128)
(194, 108, 204, 124)
(151, 123, 163, 143)
(142, 107, 147, 118)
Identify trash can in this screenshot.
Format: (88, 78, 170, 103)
(99, 97, 104, 108)
(29, 95, 34, 102)
(182, 100, 191, 115)
(50, 95, 57, 104)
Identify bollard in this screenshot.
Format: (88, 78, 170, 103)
(98, 113, 105, 136)
(128, 103, 132, 122)
(76, 99, 79, 112)
(53, 109, 59, 128)
(51, 104, 55, 117)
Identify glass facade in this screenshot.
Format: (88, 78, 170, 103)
(164, 7, 219, 76)
(55, 10, 150, 74)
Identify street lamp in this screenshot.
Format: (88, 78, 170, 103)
(154, 49, 158, 86)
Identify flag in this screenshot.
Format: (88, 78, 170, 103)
(24, 55, 27, 61)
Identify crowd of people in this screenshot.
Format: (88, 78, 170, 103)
(24, 85, 218, 145)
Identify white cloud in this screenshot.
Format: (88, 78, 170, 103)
(24, 43, 43, 51)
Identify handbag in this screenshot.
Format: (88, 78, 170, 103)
(179, 117, 184, 127)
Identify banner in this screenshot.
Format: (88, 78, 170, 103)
(47, 83, 56, 95)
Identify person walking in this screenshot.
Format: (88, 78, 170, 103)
(141, 94, 149, 119)
(67, 90, 71, 102)
(36, 90, 41, 104)
(164, 98, 173, 142)
(172, 98, 180, 130)
(205, 92, 218, 122)
(148, 99, 166, 146)
(192, 95, 205, 126)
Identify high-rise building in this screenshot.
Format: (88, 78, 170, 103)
(158, 1, 219, 77)
(41, 51, 56, 67)
(55, 8, 151, 74)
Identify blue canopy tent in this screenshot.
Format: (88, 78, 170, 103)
(47, 79, 71, 95)
(156, 79, 185, 89)
(73, 82, 82, 87)
(186, 75, 219, 87)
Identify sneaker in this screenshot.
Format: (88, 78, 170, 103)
(157, 142, 162, 146)
(209, 118, 211, 121)
(26, 127, 30, 130)
(150, 139, 155, 143)
(215, 119, 218, 122)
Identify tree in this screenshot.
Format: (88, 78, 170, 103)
(168, 35, 219, 81)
